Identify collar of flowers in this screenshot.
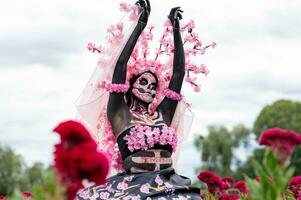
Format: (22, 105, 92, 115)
(163, 88, 183, 101)
(105, 83, 130, 93)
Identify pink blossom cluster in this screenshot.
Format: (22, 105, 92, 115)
(88, 1, 215, 99)
(259, 128, 301, 165)
(87, 42, 103, 54)
(163, 88, 183, 101)
(105, 83, 130, 93)
(123, 124, 177, 152)
(119, 2, 139, 21)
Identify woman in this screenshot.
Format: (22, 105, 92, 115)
(77, 0, 201, 199)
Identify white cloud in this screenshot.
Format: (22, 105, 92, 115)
(0, 0, 301, 180)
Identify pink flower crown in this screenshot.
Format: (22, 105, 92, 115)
(87, 2, 215, 107)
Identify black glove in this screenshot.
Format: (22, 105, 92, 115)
(168, 7, 183, 29)
(136, 0, 151, 24)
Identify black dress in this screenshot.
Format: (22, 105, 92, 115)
(76, 125, 201, 200)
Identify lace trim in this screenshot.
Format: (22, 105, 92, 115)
(123, 124, 178, 153)
(163, 88, 183, 101)
(105, 83, 130, 93)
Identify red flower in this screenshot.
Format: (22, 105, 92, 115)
(288, 176, 301, 199)
(222, 176, 234, 189)
(233, 180, 249, 195)
(0, 195, 7, 200)
(21, 191, 32, 198)
(67, 183, 84, 200)
(53, 120, 110, 199)
(259, 128, 301, 164)
(219, 194, 239, 200)
(53, 120, 92, 147)
(222, 176, 234, 184)
(197, 170, 224, 195)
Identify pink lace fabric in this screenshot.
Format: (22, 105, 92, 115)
(123, 124, 178, 153)
(105, 83, 129, 93)
(163, 88, 183, 101)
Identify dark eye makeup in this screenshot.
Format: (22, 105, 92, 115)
(139, 78, 148, 85)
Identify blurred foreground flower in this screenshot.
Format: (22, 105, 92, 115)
(197, 170, 224, 196)
(288, 176, 301, 199)
(53, 120, 110, 200)
(259, 128, 301, 165)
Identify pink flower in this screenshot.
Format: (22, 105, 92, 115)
(211, 41, 217, 48)
(259, 128, 301, 165)
(119, 2, 131, 12)
(233, 181, 249, 195)
(140, 183, 150, 193)
(99, 192, 110, 199)
(197, 170, 224, 195)
(155, 176, 164, 185)
(193, 85, 201, 92)
(87, 42, 95, 51)
(187, 19, 196, 30)
(185, 76, 196, 83)
(199, 64, 209, 76)
(116, 22, 124, 31)
(288, 176, 301, 199)
(195, 40, 202, 48)
(117, 182, 129, 190)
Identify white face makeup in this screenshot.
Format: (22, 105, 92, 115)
(132, 72, 157, 103)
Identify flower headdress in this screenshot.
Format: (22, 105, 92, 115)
(77, 2, 215, 174)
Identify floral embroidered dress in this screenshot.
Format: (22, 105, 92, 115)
(76, 123, 202, 200)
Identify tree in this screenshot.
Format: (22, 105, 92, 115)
(254, 99, 301, 137)
(239, 99, 301, 176)
(194, 124, 251, 177)
(0, 146, 24, 196)
(0, 145, 47, 197)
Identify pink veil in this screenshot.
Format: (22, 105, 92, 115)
(75, 4, 195, 176)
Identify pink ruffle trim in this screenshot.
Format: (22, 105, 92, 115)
(163, 88, 183, 101)
(123, 124, 178, 153)
(105, 83, 130, 93)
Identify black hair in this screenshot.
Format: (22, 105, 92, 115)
(125, 70, 158, 106)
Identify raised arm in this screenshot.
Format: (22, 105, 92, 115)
(158, 7, 185, 125)
(107, 0, 151, 126)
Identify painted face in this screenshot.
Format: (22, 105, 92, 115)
(132, 72, 157, 103)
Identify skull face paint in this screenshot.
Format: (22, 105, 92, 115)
(132, 72, 157, 103)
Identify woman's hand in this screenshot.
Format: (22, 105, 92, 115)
(168, 7, 183, 29)
(136, 0, 151, 24)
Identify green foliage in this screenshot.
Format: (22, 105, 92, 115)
(237, 99, 301, 178)
(194, 124, 251, 177)
(0, 146, 24, 196)
(246, 149, 295, 200)
(0, 145, 47, 197)
(254, 99, 301, 137)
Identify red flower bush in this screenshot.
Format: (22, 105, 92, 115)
(233, 180, 249, 195)
(288, 176, 301, 199)
(219, 194, 239, 200)
(259, 128, 301, 164)
(53, 120, 110, 200)
(197, 170, 224, 195)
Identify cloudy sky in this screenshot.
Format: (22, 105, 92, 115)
(0, 0, 301, 180)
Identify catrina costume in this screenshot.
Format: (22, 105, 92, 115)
(76, 0, 214, 199)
